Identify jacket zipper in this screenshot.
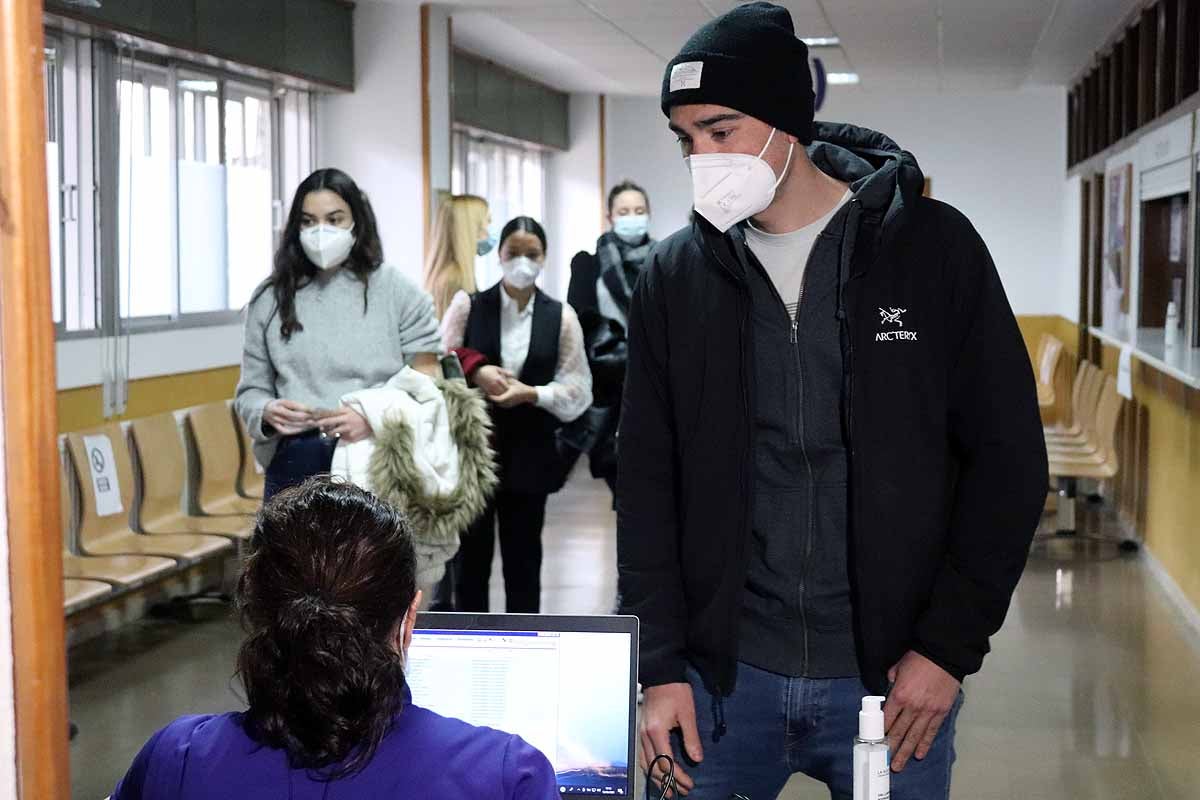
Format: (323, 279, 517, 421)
(771, 258, 815, 675)
(790, 272, 816, 675)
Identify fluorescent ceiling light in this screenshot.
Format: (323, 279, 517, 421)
(826, 72, 860, 85)
(801, 37, 840, 48)
(179, 79, 218, 92)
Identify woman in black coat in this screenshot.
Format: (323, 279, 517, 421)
(566, 181, 656, 496)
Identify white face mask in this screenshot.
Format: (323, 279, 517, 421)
(686, 128, 795, 233)
(501, 255, 542, 290)
(300, 223, 355, 270)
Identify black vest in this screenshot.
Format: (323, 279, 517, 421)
(465, 284, 567, 495)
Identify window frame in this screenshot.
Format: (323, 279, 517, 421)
(45, 34, 65, 329)
(114, 60, 177, 331)
(221, 79, 278, 313)
(50, 36, 308, 342)
(451, 126, 549, 291)
(47, 32, 104, 342)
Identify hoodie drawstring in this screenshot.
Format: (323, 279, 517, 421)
(711, 694, 728, 743)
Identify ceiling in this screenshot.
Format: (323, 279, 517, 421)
(442, 0, 1147, 95)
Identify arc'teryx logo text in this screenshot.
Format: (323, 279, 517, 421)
(877, 307, 918, 342)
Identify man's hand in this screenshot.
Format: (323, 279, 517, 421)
(488, 380, 538, 409)
(639, 683, 703, 798)
(884, 650, 961, 772)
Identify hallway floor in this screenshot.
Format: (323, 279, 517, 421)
(68, 471, 1200, 799)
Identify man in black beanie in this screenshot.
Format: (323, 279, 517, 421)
(616, 2, 1047, 798)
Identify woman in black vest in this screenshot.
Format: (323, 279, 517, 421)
(441, 216, 593, 612)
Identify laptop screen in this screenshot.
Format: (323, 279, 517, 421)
(409, 614, 637, 797)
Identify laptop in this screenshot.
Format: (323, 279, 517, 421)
(409, 613, 639, 797)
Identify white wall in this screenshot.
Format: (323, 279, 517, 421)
(604, 87, 1072, 319)
(56, 325, 244, 390)
(544, 93, 604, 300)
(319, 0, 427, 283)
(604, 96, 693, 240)
(427, 5, 452, 203)
(318, 4, 608, 303)
(820, 87, 1068, 317)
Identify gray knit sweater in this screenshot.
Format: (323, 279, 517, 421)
(235, 264, 443, 469)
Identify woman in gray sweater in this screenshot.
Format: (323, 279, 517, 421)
(235, 169, 443, 499)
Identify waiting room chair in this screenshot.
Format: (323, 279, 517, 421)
(58, 443, 179, 588)
(1047, 376, 1124, 536)
(1045, 362, 1105, 448)
(62, 550, 177, 587)
(185, 403, 260, 517)
(234, 411, 265, 501)
(65, 424, 233, 563)
(1035, 334, 1062, 406)
(63, 578, 112, 615)
(128, 413, 254, 541)
(1044, 361, 1090, 438)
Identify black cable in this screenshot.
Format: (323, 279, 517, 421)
(645, 752, 750, 799)
(645, 753, 676, 800)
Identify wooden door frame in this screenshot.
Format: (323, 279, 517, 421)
(0, 0, 71, 797)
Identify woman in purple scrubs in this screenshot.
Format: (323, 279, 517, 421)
(111, 478, 557, 800)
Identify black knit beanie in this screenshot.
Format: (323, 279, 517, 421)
(661, 1, 814, 144)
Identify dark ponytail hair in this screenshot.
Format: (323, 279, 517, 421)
(236, 478, 417, 777)
(498, 215, 548, 255)
(259, 168, 385, 341)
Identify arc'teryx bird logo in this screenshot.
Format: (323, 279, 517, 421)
(876, 307, 918, 342)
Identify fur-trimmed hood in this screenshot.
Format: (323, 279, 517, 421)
(330, 369, 498, 590)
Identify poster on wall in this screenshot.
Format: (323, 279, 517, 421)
(1104, 163, 1133, 332)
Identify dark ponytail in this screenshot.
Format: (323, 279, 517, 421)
(236, 478, 417, 778)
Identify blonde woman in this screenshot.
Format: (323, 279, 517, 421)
(424, 194, 492, 317)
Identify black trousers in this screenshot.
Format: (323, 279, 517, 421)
(456, 490, 548, 613)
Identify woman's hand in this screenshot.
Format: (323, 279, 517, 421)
(263, 399, 314, 436)
(488, 380, 538, 409)
(473, 365, 514, 397)
(315, 407, 373, 444)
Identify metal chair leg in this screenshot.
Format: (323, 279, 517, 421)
(1056, 477, 1077, 535)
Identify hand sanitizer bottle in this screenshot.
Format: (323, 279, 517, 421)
(1165, 301, 1179, 349)
(854, 696, 890, 800)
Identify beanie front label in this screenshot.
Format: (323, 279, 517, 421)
(670, 61, 704, 92)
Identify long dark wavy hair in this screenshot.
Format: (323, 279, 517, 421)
(236, 478, 417, 778)
(258, 168, 385, 341)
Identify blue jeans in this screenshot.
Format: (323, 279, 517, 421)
(263, 431, 337, 502)
(673, 662, 963, 800)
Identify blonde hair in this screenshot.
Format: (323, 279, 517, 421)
(424, 194, 490, 317)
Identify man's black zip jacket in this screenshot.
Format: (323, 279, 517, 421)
(616, 121, 1049, 697)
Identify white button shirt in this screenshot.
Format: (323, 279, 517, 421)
(441, 288, 593, 423)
